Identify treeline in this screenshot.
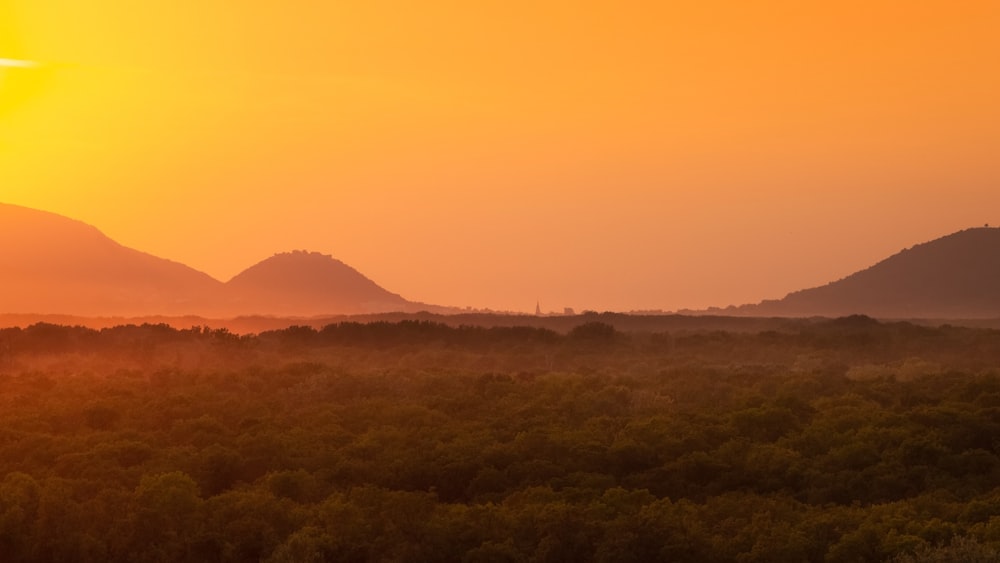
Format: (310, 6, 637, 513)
(3, 319, 1000, 561)
(5, 316, 1000, 368)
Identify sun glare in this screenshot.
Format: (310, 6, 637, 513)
(0, 58, 37, 68)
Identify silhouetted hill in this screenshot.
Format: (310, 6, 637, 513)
(0, 204, 439, 317)
(733, 227, 1000, 319)
(225, 251, 417, 315)
(0, 203, 224, 316)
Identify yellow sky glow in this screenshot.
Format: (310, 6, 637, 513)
(2, 1, 999, 312)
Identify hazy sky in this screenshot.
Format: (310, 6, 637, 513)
(2, 1, 998, 312)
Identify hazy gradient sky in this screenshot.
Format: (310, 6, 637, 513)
(2, 1, 999, 312)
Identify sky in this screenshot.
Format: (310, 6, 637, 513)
(1, 1, 999, 313)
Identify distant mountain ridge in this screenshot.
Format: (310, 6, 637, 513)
(0, 203, 438, 317)
(7, 203, 1000, 320)
(732, 227, 1000, 319)
(0, 203, 224, 316)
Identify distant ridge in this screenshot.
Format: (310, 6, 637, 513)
(9, 203, 1000, 321)
(732, 227, 1000, 319)
(0, 203, 435, 317)
(0, 203, 224, 316)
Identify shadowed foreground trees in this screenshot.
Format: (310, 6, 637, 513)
(3, 319, 1000, 561)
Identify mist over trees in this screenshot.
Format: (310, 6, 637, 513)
(3, 319, 1000, 561)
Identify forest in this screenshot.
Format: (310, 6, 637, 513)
(3, 317, 1000, 562)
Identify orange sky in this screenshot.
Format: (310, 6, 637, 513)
(2, 1, 999, 312)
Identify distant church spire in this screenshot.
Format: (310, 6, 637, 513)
(535, 301, 542, 316)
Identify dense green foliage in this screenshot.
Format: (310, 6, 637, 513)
(3, 318, 1000, 562)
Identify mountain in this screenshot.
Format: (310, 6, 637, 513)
(733, 227, 1000, 319)
(0, 203, 224, 316)
(225, 251, 414, 315)
(0, 203, 430, 317)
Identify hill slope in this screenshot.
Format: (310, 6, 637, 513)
(735, 227, 1000, 318)
(0, 203, 224, 316)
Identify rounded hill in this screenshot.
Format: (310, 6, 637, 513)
(226, 251, 412, 316)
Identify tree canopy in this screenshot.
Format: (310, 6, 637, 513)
(2, 319, 1000, 561)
